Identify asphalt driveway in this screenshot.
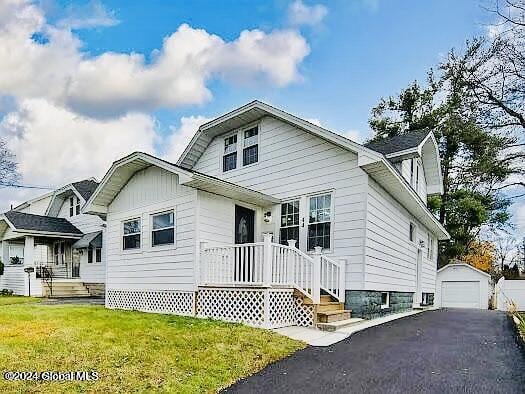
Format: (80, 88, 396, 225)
(226, 309, 525, 393)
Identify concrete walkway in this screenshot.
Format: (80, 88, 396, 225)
(275, 309, 426, 346)
(40, 297, 105, 305)
(226, 309, 525, 393)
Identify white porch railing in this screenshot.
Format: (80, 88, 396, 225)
(200, 234, 346, 304)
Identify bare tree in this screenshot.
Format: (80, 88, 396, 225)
(0, 139, 19, 185)
(493, 236, 517, 271)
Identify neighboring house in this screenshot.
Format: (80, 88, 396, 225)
(0, 179, 106, 297)
(83, 101, 449, 329)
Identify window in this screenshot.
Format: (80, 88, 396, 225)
(69, 196, 81, 216)
(409, 222, 415, 242)
(243, 127, 258, 166)
(88, 246, 93, 264)
(223, 134, 237, 172)
(427, 233, 431, 259)
(381, 292, 390, 309)
(123, 218, 141, 250)
(280, 201, 299, 246)
(8, 245, 24, 265)
(415, 162, 419, 192)
(410, 159, 414, 186)
(308, 194, 332, 250)
(422, 293, 428, 305)
(95, 248, 102, 263)
(152, 211, 175, 246)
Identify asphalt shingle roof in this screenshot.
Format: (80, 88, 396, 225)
(365, 129, 431, 155)
(4, 211, 82, 235)
(72, 179, 99, 201)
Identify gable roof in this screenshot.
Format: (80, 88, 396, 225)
(3, 211, 82, 236)
(365, 129, 431, 156)
(437, 263, 491, 278)
(72, 179, 99, 201)
(83, 152, 280, 216)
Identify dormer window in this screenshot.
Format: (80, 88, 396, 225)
(223, 134, 237, 172)
(69, 196, 81, 217)
(243, 127, 258, 166)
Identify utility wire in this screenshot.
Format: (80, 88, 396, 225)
(0, 182, 55, 190)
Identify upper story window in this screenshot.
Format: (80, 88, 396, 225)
(123, 218, 141, 250)
(280, 200, 300, 246)
(243, 127, 259, 166)
(409, 222, 415, 242)
(308, 194, 332, 251)
(410, 159, 414, 186)
(69, 196, 80, 217)
(427, 233, 434, 260)
(415, 162, 420, 192)
(152, 211, 175, 246)
(223, 135, 237, 172)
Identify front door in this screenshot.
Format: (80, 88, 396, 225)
(234, 205, 255, 282)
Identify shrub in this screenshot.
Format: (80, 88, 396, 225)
(0, 289, 14, 296)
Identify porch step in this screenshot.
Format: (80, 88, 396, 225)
(42, 281, 91, 297)
(317, 309, 352, 323)
(299, 293, 335, 305)
(317, 318, 365, 332)
(316, 302, 344, 312)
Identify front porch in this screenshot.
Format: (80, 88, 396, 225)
(197, 233, 351, 329)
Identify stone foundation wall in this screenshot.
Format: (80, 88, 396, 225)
(345, 290, 414, 319)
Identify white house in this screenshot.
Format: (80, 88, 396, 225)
(0, 179, 106, 297)
(82, 101, 449, 329)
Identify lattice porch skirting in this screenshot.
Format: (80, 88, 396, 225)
(106, 288, 314, 328)
(106, 290, 194, 316)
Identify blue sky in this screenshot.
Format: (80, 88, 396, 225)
(1, 0, 522, 238)
(45, 0, 492, 140)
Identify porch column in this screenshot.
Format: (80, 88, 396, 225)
(24, 236, 35, 267)
(312, 246, 322, 304)
(24, 236, 35, 297)
(338, 259, 347, 303)
(262, 233, 273, 287)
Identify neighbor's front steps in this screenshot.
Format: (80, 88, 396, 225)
(42, 281, 91, 298)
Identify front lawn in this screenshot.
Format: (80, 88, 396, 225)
(0, 295, 41, 306)
(0, 303, 304, 393)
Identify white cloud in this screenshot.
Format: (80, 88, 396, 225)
(0, 1, 310, 118)
(56, 0, 119, 30)
(164, 115, 213, 163)
(288, 0, 328, 26)
(513, 199, 525, 237)
(0, 99, 157, 188)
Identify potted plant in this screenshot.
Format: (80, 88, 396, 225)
(10, 256, 21, 265)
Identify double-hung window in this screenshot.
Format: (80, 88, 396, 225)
(280, 201, 299, 246)
(8, 245, 24, 265)
(152, 211, 175, 246)
(69, 196, 80, 216)
(223, 135, 237, 172)
(243, 127, 258, 166)
(88, 246, 102, 263)
(123, 218, 141, 250)
(308, 194, 332, 250)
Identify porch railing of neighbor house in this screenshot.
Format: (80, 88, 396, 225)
(35, 261, 80, 280)
(199, 234, 345, 304)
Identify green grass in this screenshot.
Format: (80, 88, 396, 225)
(0, 295, 41, 306)
(518, 313, 525, 336)
(0, 303, 304, 393)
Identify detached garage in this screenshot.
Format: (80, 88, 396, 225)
(436, 263, 491, 309)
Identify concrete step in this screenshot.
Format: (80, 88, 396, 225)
(317, 302, 344, 312)
(317, 318, 365, 332)
(317, 310, 351, 323)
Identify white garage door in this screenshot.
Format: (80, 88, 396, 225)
(441, 281, 480, 309)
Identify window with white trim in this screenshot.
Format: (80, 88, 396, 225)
(69, 196, 80, 216)
(308, 194, 332, 250)
(8, 244, 24, 265)
(381, 292, 390, 309)
(409, 222, 415, 242)
(427, 233, 431, 259)
(152, 211, 175, 246)
(410, 159, 414, 186)
(243, 126, 258, 166)
(280, 200, 299, 246)
(123, 218, 141, 250)
(87, 246, 102, 263)
(415, 161, 420, 192)
(223, 134, 237, 172)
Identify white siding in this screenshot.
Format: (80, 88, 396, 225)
(57, 199, 106, 283)
(17, 195, 52, 215)
(193, 116, 368, 290)
(106, 166, 197, 291)
(436, 265, 490, 309)
(365, 177, 437, 293)
(397, 158, 427, 201)
(0, 265, 25, 295)
(198, 191, 234, 245)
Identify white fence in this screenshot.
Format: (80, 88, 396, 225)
(200, 234, 346, 304)
(495, 277, 525, 311)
